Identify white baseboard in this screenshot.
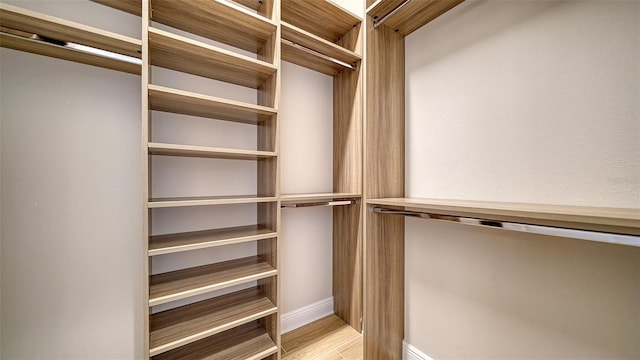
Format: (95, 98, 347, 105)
(281, 297, 334, 334)
(403, 341, 435, 360)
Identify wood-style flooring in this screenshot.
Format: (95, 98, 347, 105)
(281, 315, 363, 360)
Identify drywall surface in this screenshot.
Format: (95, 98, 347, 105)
(280, 62, 334, 314)
(405, 1, 640, 358)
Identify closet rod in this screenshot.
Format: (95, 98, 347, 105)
(372, 206, 640, 247)
(281, 39, 357, 71)
(282, 200, 357, 208)
(372, 0, 413, 29)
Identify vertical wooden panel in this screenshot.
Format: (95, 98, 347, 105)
(141, 0, 151, 358)
(363, 14, 405, 360)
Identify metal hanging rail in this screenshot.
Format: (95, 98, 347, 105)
(372, 206, 640, 247)
(282, 200, 357, 208)
(372, 0, 413, 29)
(281, 38, 357, 71)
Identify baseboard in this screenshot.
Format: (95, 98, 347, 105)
(403, 341, 435, 360)
(281, 297, 334, 334)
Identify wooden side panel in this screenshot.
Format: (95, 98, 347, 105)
(363, 15, 405, 360)
(142, 0, 151, 358)
(333, 15, 364, 334)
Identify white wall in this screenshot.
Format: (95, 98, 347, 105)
(405, 1, 640, 358)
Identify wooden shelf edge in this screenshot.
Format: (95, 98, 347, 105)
(148, 84, 276, 124)
(149, 196, 278, 208)
(368, 197, 640, 235)
(90, 0, 142, 16)
(281, 0, 361, 43)
(149, 288, 277, 356)
(367, 0, 464, 36)
(149, 225, 277, 256)
(282, 22, 361, 64)
(0, 3, 141, 58)
(148, 142, 276, 160)
(281, 192, 361, 203)
(149, 256, 277, 307)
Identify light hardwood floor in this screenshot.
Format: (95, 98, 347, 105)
(281, 315, 363, 360)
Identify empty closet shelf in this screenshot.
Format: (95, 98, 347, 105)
(149, 256, 277, 307)
(149, 225, 277, 256)
(368, 197, 640, 236)
(148, 85, 276, 124)
(151, 321, 277, 360)
(367, 0, 464, 36)
(148, 27, 276, 89)
(0, 3, 141, 74)
(281, 0, 360, 43)
(149, 287, 277, 356)
(148, 143, 276, 160)
(149, 0, 276, 54)
(90, 0, 141, 16)
(148, 195, 278, 208)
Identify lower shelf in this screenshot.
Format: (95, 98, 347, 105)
(152, 321, 277, 360)
(149, 287, 277, 357)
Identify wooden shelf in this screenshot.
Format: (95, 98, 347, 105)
(151, 321, 277, 360)
(281, 22, 361, 76)
(368, 197, 640, 236)
(149, 225, 277, 256)
(151, 0, 276, 54)
(90, 0, 142, 16)
(367, 0, 464, 36)
(148, 85, 276, 124)
(281, 0, 361, 43)
(149, 287, 277, 356)
(148, 27, 276, 89)
(148, 142, 276, 160)
(0, 3, 141, 74)
(149, 256, 277, 307)
(281, 192, 361, 203)
(149, 195, 277, 209)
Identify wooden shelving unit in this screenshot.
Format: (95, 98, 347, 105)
(148, 85, 277, 124)
(0, 3, 141, 74)
(149, 225, 277, 256)
(148, 27, 276, 88)
(149, 287, 277, 356)
(149, 256, 277, 306)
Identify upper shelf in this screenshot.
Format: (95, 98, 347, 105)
(148, 142, 276, 160)
(90, 0, 141, 16)
(0, 3, 141, 74)
(152, 0, 276, 54)
(368, 197, 640, 236)
(149, 195, 277, 208)
(281, 192, 361, 203)
(281, 0, 361, 43)
(281, 22, 361, 76)
(148, 27, 276, 89)
(367, 0, 464, 36)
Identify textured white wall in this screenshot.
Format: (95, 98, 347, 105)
(405, 1, 640, 358)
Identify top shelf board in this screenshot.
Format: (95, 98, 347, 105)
(367, 0, 464, 36)
(368, 197, 640, 236)
(151, 0, 276, 54)
(90, 0, 142, 16)
(281, 0, 361, 43)
(0, 3, 141, 58)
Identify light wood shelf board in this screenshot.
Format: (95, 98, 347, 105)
(368, 197, 640, 235)
(281, 0, 361, 43)
(148, 142, 276, 160)
(0, 3, 142, 58)
(150, 0, 276, 54)
(149, 195, 278, 209)
(152, 321, 278, 360)
(367, 0, 464, 36)
(148, 85, 276, 124)
(281, 42, 345, 76)
(90, 0, 142, 16)
(0, 32, 140, 74)
(281, 193, 361, 203)
(149, 225, 277, 256)
(233, 0, 263, 12)
(149, 287, 277, 356)
(149, 256, 277, 307)
(282, 22, 360, 64)
(148, 27, 276, 89)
